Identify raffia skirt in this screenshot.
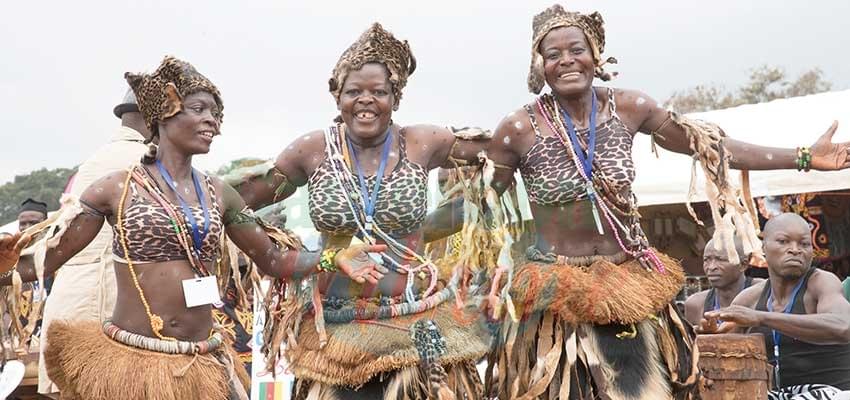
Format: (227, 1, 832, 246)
(484, 250, 700, 400)
(44, 320, 250, 400)
(288, 301, 492, 400)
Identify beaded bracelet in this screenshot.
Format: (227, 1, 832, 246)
(318, 248, 341, 273)
(796, 147, 812, 172)
(0, 269, 14, 280)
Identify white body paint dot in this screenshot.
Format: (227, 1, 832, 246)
(503, 136, 511, 145)
(636, 97, 646, 105)
(514, 121, 523, 130)
(766, 153, 774, 160)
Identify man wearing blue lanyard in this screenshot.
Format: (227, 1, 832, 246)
(701, 213, 850, 398)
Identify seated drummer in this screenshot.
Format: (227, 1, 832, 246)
(684, 237, 763, 325)
(701, 213, 850, 393)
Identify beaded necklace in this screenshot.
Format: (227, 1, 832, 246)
(116, 166, 218, 340)
(322, 124, 439, 302)
(535, 94, 666, 273)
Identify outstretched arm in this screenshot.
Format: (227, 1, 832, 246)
(221, 181, 387, 284)
(0, 172, 120, 285)
(232, 131, 325, 210)
(698, 283, 762, 334)
(624, 89, 848, 171)
(704, 273, 850, 344)
(418, 120, 523, 242)
(758, 272, 850, 344)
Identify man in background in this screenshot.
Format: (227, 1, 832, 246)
(37, 87, 151, 397)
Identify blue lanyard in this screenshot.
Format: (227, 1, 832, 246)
(155, 160, 210, 259)
(559, 89, 598, 180)
(345, 128, 393, 233)
(712, 278, 749, 311)
(766, 276, 806, 389)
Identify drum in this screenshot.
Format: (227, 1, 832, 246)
(697, 333, 771, 400)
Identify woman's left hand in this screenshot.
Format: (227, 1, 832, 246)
(810, 121, 850, 170)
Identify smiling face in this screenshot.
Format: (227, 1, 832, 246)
(763, 214, 814, 281)
(540, 26, 595, 98)
(337, 62, 395, 140)
(157, 91, 221, 155)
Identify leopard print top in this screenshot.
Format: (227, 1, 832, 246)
(308, 128, 428, 238)
(112, 169, 224, 263)
(519, 88, 635, 206)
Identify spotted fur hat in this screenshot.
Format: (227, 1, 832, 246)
(124, 56, 223, 140)
(528, 4, 617, 94)
(329, 23, 416, 111)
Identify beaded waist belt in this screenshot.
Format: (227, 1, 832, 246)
(321, 285, 455, 323)
(102, 320, 223, 355)
(525, 246, 630, 266)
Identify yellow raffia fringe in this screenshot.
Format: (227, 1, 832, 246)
(0, 195, 80, 359)
(251, 219, 309, 375)
(674, 113, 762, 264)
(440, 152, 522, 319)
(44, 321, 239, 400)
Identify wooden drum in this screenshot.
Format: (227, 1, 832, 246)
(697, 333, 771, 400)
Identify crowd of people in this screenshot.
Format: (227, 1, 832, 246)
(1, 4, 850, 400)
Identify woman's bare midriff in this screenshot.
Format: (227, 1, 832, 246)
(531, 200, 623, 257)
(112, 259, 215, 342)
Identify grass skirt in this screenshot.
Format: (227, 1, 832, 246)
(44, 320, 249, 400)
(509, 250, 685, 325)
(287, 302, 491, 399)
(483, 254, 699, 399)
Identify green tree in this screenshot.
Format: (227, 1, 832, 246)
(0, 167, 77, 225)
(665, 66, 832, 113)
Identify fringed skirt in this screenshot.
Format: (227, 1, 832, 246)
(484, 251, 700, 400)
(288, 302, 491, 400)
(44, 320, 250, 400)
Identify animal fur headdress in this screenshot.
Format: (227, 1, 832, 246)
(125, 56, 223, 140)
(528, 4, 617, 94)
(328, 23, 416, 111)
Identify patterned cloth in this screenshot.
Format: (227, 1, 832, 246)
(769, 384, 846, 400)
(328, 23, 415, 110)
(527, 4, 614, 93)
(125, 56, 223, 137)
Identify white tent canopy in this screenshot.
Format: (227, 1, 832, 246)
(631, 90, 850, 206)
(1, 220, 17, 234)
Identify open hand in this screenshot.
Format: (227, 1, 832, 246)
(700, 305, 763, 334)
(334, 244, 389, 285)
(0, 232, 31, 274)
(810, 121, 850, 170)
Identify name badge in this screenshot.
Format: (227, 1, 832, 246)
(182, 276, 221, 308)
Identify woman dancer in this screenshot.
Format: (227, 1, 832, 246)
(472, 5, 850, 399)
(0, 56, 381, 400)
(236, 23, 494, 399)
